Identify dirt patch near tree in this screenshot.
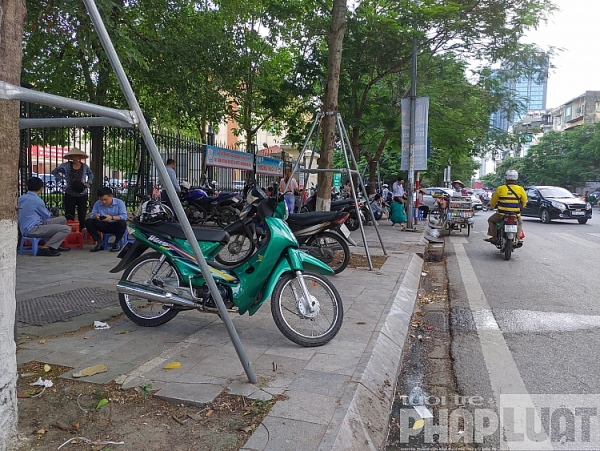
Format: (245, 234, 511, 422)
(348, 253, 387, 269)
(16, 361, 276, 451)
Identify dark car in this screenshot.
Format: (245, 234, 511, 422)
(522, 186, 592, 224)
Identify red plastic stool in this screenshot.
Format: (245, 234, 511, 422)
(61, 231, 84, 249)
(67, 221, 80, 233)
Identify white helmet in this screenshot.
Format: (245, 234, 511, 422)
(180, 181, 191, 190)
(505, 169, 519, 181)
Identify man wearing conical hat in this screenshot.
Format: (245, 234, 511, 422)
(51, 147, 94, 231)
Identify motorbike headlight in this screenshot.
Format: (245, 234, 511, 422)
(551, 201, 566, 210)
(587, 202, 592, 210)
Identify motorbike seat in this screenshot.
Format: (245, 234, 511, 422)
(287, 211, 345, 227)
(331, 199, 354, 208)
(136, 221, 230, 244)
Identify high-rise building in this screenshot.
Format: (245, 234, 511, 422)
(490, 71, 548, 132)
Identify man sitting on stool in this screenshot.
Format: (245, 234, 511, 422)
(18, 177, 72, 257)
(85, 187, 128, 252)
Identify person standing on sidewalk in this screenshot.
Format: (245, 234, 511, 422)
(85, 187, 128, 252)
(392, 176, 405, 202)
(51, 147, 94, 232)
(158, 158, 181, 220)
(18, 177, 72, 257)
(279, 168, 298, 213)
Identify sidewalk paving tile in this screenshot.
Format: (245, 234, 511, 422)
(15, 222, 428, 451)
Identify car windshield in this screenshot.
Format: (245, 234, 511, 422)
(539, 187, 575, 198)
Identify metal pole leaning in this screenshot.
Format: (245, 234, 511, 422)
(82, 0, 257, 384)
(334, 114, 373, 270)
(337, 114, 387, 257)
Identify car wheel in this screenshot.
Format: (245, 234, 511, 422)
(578, 218, 588, 224)
(540, 208, 551, 224)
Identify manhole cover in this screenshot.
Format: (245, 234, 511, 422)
(17, 287, 119, 326)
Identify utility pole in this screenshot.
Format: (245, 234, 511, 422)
(406, 14, 418, 230)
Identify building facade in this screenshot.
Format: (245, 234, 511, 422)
(550, 91, 600, 132)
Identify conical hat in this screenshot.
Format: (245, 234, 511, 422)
(63, 147, 88, 159)
(452, 180, 465, 187)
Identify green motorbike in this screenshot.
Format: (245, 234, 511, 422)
(110, 186, 343, 347)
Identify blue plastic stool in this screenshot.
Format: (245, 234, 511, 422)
(102, 230, 129, 250)
(19, 236, 46, 256)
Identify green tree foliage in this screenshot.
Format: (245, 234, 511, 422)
(333, 0, 555, 188)
(521, 124, 600, 190)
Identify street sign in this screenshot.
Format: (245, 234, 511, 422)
(333, 173, 342, 188)
(401, 97, 429, 171)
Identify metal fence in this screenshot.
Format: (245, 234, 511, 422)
(19, 105, 293, 212)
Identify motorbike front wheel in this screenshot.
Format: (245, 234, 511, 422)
(119, 252, 181, 327)
(271, 271, 343, 347)
(216, 206, 239, 228)
(305, 231, 350, 274)
(345, 210, 360, 231)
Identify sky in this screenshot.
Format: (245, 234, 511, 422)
(523, 0, 600, 108)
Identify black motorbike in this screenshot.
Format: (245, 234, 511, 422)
(301, 193, 365, 231)
(489, 212, 522, 261)
(180, 187, 240, 228)
(216, 202, 355, 274)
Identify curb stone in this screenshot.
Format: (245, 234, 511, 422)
(316, 252, 424, 451)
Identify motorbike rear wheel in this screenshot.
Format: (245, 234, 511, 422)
(119, 252, 181, 326)
(185, 203, 208, 225)
(305, 231, 350, 274)
(271, 271, 343, 347)
(215, 232, 256, 266)
(504, 239, 512, 260)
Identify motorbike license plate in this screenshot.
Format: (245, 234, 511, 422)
(340, 224, 351, 239)
(504, 224, 518, 233)
(572, 210, 584, 216)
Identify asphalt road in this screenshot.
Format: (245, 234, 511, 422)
(445, 209, 600, 450)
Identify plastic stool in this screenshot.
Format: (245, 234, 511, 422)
(66, 221, 80, 233)
(81, 228, 98, 244)
(19, 236, 46, 256)
(102, 231, 128, 250)
(61, 231, 84, 249)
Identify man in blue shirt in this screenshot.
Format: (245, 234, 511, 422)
(85, 187, 128, 252)
(158, 158, 181, 220)
(18, 177, 72, 257)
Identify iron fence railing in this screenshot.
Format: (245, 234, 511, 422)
(19, 117, 293, 213)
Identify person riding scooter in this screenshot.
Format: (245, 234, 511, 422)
(484, 169, 527, 245)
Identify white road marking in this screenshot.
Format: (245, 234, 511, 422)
(453, 243, 553, 450)
(553, 232, 600, 249)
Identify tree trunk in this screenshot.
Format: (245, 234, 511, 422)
(369, 130, 391, 194)
(0, 0, 27, 448)
(316, 0, 347, 211)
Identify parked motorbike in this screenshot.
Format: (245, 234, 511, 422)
(301, 193, 365, 231)
(111, 188, 344, 347)
(180, 187, 239, 228)
(489, 212, 522, 260)
(216, 204, 355, 274)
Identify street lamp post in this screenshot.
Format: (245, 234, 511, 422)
(406, 5, 418, 230)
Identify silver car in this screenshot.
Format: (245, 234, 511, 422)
(421, 187, 453, 209)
